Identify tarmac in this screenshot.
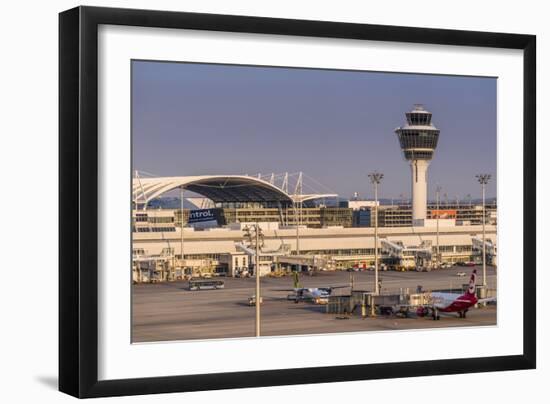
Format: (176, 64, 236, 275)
(132, 265, 497, 343)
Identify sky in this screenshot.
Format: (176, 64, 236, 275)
(132, 60, 497, 200)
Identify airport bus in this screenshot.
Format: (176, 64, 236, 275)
(188, 279, 225, 291)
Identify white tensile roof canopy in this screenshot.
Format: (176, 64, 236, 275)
(132, 175, 337, 207)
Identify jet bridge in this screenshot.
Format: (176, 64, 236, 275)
(274, 255, 336, 272)
(234, 241, 293, 276)
(381, 239, 433, 270)
(472, 237, 497, 265)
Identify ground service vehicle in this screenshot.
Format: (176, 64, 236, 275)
(248, 295, 263, 306)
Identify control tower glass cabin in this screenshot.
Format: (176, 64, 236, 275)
(394, 105, 440, 223)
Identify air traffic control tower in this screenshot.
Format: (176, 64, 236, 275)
(395, 105, 440, 225)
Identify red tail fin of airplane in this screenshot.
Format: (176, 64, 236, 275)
(466, 269, 477, 295)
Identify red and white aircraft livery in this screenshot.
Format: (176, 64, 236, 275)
(417, 269, 495, 320)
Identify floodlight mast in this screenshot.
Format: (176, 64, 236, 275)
(476, 174, 491, 288)
(255, 222, 261, 337)
(294, 172, 303, 257)
(368, 172, 383, 298)
(244, 223, 264, 337)
(436, 185, 442, 268)
(180, 186, 185, 273)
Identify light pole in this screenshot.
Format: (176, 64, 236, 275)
(255, 222, 261, 336)
(294, 172, 303, 257)
(294, 201, 300, 255)
(244, 223, 264, 337)
(368, 172, 383, 296)
(180, 186, 185, 275)
(476, 174, 491, 288)
(435, 185, 442, 268)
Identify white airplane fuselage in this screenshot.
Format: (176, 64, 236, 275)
(429, 291, 478, 313)
(292, 288, 331, 304)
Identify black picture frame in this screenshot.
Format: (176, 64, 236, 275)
(59, 5, 536, 398)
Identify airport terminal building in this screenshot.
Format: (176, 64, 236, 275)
(132, 175, 497, 281)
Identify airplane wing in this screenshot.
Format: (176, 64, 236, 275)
(477, 297, 497, 304)
(318, 285, 349, 290)
(454, 297, 496, 304)
(271, 288, 299, 292)
(399, 303, 434, 308)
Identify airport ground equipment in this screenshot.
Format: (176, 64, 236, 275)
(326, 291, 405, 316)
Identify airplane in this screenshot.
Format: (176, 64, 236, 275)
(416, 269, 496, 320)
(274, 272, 348, 304)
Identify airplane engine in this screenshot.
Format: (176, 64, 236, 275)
(416, 307, 429, 317)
